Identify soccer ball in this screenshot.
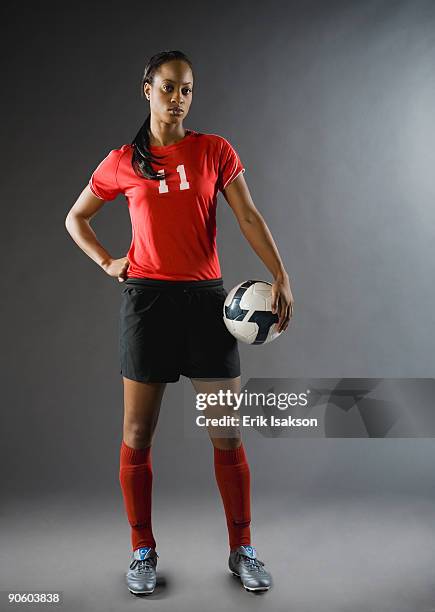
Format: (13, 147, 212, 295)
(222, 280, 282, 345)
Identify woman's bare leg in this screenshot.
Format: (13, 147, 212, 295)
(189, 376, 242, 449)
(122, 377, 166, 447)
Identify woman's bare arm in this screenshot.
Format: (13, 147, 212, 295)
(65, 185, 130, 281)
(222, 173, 294, 332)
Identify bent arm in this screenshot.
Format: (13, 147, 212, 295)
(65, 185, 113, 270)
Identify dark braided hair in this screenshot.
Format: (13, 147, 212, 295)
(131, 50, 194, 181)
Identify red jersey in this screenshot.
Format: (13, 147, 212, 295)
(88, 129, 245, 280)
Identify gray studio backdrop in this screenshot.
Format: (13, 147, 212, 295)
(2, 2, 435, 611)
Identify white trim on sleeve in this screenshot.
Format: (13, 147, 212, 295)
(223, 167, 245, 190)
(88, 178, 105, 200)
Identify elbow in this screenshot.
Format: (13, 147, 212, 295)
(64, 212, 74, 233)
(65, 211, 83, 235)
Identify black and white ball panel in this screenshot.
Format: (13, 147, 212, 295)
(223, 280, 281, 345)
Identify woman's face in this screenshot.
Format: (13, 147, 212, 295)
(144, 60, 193, 124)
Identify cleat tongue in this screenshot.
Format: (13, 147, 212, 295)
(133, 547, 153, 560)
(238, 545, 257, 559)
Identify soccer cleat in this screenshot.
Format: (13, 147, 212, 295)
(126, 546, 159, 595)
(229, 545, 272, 592)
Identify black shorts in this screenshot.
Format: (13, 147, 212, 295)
(119, 277, 241, 383)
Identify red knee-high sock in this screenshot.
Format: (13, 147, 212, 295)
(119, 440, 156, 551)
(214, 443, 251, 550)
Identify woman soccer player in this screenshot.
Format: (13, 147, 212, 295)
(65, 49, 294, 595)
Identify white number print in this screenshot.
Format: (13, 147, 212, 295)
(157, 169, 168, 193)
(158, 164, 190, 194)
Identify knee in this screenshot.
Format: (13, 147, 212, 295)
(123, 423, 152, 449)
(211, 436, 242, 450)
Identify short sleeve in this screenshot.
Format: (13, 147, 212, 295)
(217, 137, 246, 193)
(88, 148, 123, 201)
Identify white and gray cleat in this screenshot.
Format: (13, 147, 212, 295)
(126, 546, 159, 595)
(229, 545, 272, 592)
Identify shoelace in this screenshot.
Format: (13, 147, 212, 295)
(132, 555, 158, 574)
(239, 554, 266, 574)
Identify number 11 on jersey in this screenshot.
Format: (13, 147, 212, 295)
(157, 164, 190, 194)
